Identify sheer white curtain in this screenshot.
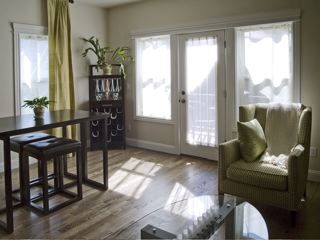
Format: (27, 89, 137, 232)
(186, 37, 217, 147)
(135, 35, 171, 120)
(236, 22, 293, 106)
(20, 33, 49, 114)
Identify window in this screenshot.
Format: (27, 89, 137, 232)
(13, 24, 49, 115)
(236, 22, 297, 106)
(135, 35, 171, 120)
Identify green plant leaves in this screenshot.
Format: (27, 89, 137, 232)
(81, 36, 133, 78)
(22, 96, 52, 109)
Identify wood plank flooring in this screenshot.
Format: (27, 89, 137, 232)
(0, 146, 319, 239)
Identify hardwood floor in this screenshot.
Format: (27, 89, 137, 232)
(0, 147, 319, 239)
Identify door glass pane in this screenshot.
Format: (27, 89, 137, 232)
(185, 37, 217, 147)
(20, 33, 49, 114)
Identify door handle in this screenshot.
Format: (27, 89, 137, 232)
(181, 90, 186, 95)
(181, 99, 186, 103)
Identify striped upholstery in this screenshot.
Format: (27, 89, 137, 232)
(226, 160, 288, 191)
(239, 104, 268, 130)
(219, 104, 312, 212)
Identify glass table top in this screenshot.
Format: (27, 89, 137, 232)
(113, 195, 268, 240)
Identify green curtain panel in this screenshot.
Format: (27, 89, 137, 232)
(48, 0, 76, 139)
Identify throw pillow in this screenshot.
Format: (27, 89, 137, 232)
(237, 119, 267, 162)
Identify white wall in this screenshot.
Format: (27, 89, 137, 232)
(107, 0, 320, 180)
(0, 0, 108, 170)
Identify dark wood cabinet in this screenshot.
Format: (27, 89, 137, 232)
(89, 65, 125, 150)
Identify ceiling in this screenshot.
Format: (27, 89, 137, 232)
(76, 0, 143, 8)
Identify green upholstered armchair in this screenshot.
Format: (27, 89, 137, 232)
(218, 104, 312, 214)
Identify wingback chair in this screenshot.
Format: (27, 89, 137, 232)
(218, 104, 312, 216)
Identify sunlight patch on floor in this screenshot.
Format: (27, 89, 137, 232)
(121, 157, 162, 176)
(109, 157, 162, 199)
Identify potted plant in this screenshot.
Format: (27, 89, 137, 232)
(107, 46, 134, 78)
(81, 36, 133, 78)
(22, 96, 52, 119)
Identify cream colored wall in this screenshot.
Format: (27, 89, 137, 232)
(0, 0, 47, 118)
(107, 0, 320, 176)
(69, 3, 108, 111)
(0, 0, 108, 171)
(299, 0, 320, 173)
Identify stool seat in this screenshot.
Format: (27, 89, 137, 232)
(10, 133, 53, 152)
(24, 138, 81, 159)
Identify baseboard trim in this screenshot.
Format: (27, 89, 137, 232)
(308, 169, 320, 182)
(126, 138, 179, 155)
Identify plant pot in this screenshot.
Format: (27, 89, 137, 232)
(33, 107, 45, 119)
(102, 64, 112, 75)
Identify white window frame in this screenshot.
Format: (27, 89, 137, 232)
(226, 20, 300, 139)
(12, 23, 48, 116)
(132, 34, 175, 124)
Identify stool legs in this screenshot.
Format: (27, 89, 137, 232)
(42, 158, 49, 213)
(76, 149, 82, 199)
(58, 157, 65, 191)
(37, 161, 43, 184)
(23, 150, 82, 215)
(22, 152, 30, 206)
(53, 158, 59, 189)
(14, 152, 46, 203)
(18, 150, 25, 203)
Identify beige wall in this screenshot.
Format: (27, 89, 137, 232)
(70, 3, 108, 110)
(107, 0, 320, 176)
(299, 0, 320, 173)
(0, 0, 108, 170)
(0, 0, 47, 118)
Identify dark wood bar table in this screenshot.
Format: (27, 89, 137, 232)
(0, 110, 109, 233)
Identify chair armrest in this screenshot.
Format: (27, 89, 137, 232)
(288, 146, 309, 196)
(290, 144, 305, 157)
(219, 139, 240, 181)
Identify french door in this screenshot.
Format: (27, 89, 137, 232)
(178, 30, 226, 160)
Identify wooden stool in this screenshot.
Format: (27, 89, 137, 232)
(10, 133, 53, 203)
(23, 138, 82, 214)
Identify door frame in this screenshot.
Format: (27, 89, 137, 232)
(177, 30, 226, 160)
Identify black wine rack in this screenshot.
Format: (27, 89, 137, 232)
(89, 65, 125, 150)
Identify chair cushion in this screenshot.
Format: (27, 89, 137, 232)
(237, 119, 267, 162)
(226, 160, 288, 191)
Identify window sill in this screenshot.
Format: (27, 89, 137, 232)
(134, 116, 175, 125)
